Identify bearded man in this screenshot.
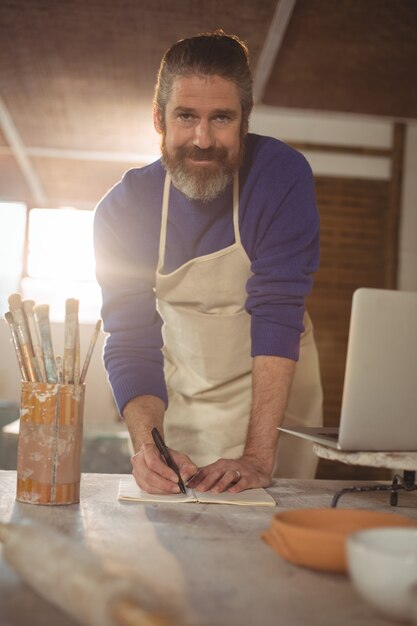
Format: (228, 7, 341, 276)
(94, 31, 323, 495)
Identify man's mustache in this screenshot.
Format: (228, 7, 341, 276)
(176, 146, 228, 162)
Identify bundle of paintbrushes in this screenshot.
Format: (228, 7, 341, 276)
(4, 293, 101, 385)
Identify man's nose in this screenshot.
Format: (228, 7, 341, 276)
(193, 119, 213, 149)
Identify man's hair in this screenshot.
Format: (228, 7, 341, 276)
(154, 30, 253, 129)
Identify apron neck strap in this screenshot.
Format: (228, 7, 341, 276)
(232, 173, 241, 245)
(158, 172, 171, 270)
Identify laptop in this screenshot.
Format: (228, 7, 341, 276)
(279, 288, 417, 451)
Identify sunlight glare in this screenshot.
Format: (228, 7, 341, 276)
(24, 207, 101, 322)
(28, 208, 96, 281)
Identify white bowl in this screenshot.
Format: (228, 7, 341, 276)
(347, 527, 417, 622)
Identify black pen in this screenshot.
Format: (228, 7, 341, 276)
(151, 426, 187, 494)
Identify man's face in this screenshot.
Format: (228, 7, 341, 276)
(155, 74, 245, 202)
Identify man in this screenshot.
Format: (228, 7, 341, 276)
(94, 31, 323, 495)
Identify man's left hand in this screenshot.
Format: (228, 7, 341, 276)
(186, 456, 272, 494)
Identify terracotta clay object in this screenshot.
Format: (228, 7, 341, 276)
(262, 507, 417, 573)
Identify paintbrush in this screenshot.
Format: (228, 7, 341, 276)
(34, 304, 58, 383)
(74, 316, 80, 384)
(79, 319, 102, 384)
(0, 522, 173, 626)
(8, 293, 37, 382)
(4, 311, 28, 381)
(64, 298, 79, 384)
(22, 299, 46, 382)
(55, 355, 63, 383)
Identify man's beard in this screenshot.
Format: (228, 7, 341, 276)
(161, 138, 243, 202)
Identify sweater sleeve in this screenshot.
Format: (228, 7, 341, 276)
(93, 169, 168, 414)
(243, 145, 320, 361)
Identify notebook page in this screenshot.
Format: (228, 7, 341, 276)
(196, 488, 276, 507)
(118, 475, 196, 503)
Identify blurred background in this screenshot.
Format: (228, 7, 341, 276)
(0, 0, 416, 478)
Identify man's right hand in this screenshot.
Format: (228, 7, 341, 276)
(131, 443, 198, 494)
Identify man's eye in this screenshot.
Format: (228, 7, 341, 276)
(214, 115, 231, 124)
(178, 113, 193, 122)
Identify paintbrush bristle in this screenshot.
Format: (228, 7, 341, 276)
(8, 293, 23, 311)
(33, 304, 50, 320)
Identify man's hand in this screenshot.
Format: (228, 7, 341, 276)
(186, 455, 272, 494)
(131, 443, 198, 494)
(124, 394, 196, 494)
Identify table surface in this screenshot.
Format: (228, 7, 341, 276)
(313, 443, 417, 470)
(1, 470, 417, 626)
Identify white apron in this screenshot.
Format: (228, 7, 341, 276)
(155, 173, 323, 478)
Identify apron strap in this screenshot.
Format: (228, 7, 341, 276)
(232, 173, 241, 246)
(157, 172, 171, 272)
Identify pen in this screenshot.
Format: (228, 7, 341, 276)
(151, 426, 187, 494)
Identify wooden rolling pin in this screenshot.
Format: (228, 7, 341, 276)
(0, 522, 174, 626)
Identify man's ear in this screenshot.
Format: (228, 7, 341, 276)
(241, 115, 250, 137)
(153, 108, 164, 134)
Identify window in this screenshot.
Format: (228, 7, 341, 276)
(0, 203, 101, 322)
(22, 207, 101, 322)
(0, 202, 27, 316)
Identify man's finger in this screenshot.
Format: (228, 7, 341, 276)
(132, 464, 182, 494)
(194, 467, 228, 492)
(131, 445, 183, 492)
(210, 469, 241, 493)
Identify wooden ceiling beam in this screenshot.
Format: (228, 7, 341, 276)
(0, 98, 47, 206)
(0, 145, 157, 164)
(252, 0, 297, 104)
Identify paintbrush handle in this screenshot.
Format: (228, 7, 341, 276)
(10, 309, 36, 382)
(74, 319, 80, 384)
(79, 320, 101, 384)
(63, 335, 76, 383)
(36, 316, 58, 383)
(4, 314, 28, 381)
(64, 300, 78, 384)
(55, 355, 63, 383)
(25, 312, 47, 382)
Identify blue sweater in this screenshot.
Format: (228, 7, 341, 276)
(94, 133, 320, 414)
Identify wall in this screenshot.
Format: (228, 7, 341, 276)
(399, 124, 417, 290)
(250, 107, 417, 290)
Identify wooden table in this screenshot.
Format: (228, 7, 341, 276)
(1, 470, 417, 626)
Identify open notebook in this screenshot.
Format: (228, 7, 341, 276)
(118, 475, 276, 507)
